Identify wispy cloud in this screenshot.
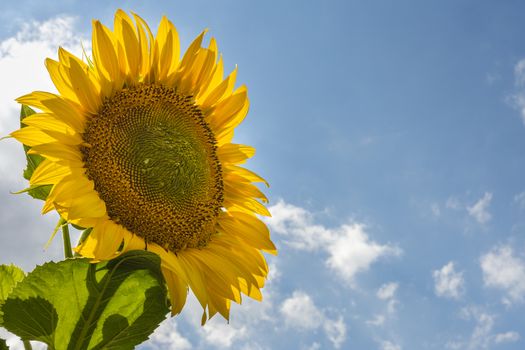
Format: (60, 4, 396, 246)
(433, 262, 465, 300)
(366, 314, 386, 326)
(265, 200, 401, 285)
(454, 306, 520, 350)
(377, 282, 399, 314)
(147, 319, 192, 350)
(514, 191, 525, 210)
(467, 192, 493, 225)
(494, 331, 520, 344)
(381, 340, 402, 350)
(508, 59, 525, 124)
(367, 282, 400, 327)
(377, 282, 399, 300)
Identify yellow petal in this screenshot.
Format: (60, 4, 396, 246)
(224, 197, 271, 217)
(30, 159, 71, 186)
(67, 55, 101, 114)
(49, 175, 106, 220)
(44, 58, 80, 105)
(224, 165, 269, 187)
(28, 143, 81, 163)
(208, 86, 248, 133)
(219, 212, 276, 253)
(92, 20, 121, 88)
(217, 143, 255, 164)
(11, 126, 57, 146)
(162, 267, 188, 316)
(114, 10, 141, 78)
(176, 254, 209, 310)
(122, 233, 147, 251)
(201, 66, 237, 109)
(132, 12, 155, 80)
(21, 114, 82, 146)
(16, 92, 85, 132)
(197, 54, 224, 103)
(154, 16, 180, 81)
(224, 173, 268, 201)
(76, 220, 124, 260)
(178, 30, 207, 73)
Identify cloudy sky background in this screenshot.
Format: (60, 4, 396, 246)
(1, 0, 525, 349)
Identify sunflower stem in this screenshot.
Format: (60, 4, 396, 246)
(62, 223, 73, 259)
(22, 340, 32, 350)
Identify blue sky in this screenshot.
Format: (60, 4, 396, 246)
(1, 0, 525, 349)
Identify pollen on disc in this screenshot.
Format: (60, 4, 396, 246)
(81, 84, 224, 252)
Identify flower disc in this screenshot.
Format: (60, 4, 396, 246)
(82, 84, 223, 252)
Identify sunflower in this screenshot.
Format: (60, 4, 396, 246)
(10, 9, 276, 323)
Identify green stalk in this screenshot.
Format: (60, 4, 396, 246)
(62, 223, 73, 259)
(22, 340, 32, 350)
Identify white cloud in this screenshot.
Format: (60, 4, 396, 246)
(377, 282, 398, 300)
(468, 311, 494, 350)
(377, 282, 399, 315)
(202, 321, 247, 348)
(480, 246, 525, 303)
(494, 331, 520, 344)
(366, 282, 399, 327)
(485, 72, 501, 85)
(264, 201, 332, 251)
(455, 306, 520, 349)
(0, 329, 46, 350)
(0, 15, 87, 193)
(147, 318, 192, 350)
(508, 59, 525, 124)
(0, 16, 86, 272)
(366, 314, 385, 327)
(515, 59, 525, 86)
(0, 15, 87, 140)
(445, 340, 463, 350)
(324, 316, 347, 349)
(280, 291, 323, 330)
(305, 343, 321, 350)
(430, 203, 441, 217)
(381, 340, 402, 350)
(433, 262, 465, 299)
(266, 200, 401, 285)
(480, 245, 525, 304)
(445, 196, 461, 210)
(280, 291, 347, 348)
(467, 192, 492, 225)
(514, 191, 525, 209)
(326, 225, 401, 284)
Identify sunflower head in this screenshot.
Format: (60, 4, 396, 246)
(11, 9, 276, 323)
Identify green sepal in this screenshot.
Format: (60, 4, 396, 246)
(0, 264, 25, 325)
(74, 228, 93, 257)
(71, 223, 87, 231)
(19, 104, 51, 201)
(1, 251, 169, 349)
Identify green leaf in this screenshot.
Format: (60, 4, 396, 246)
(19, 104, 51, 201)
(0, 338, 8, 350)
(0, 264, 25, 325)
(2, 251, 169, 349)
